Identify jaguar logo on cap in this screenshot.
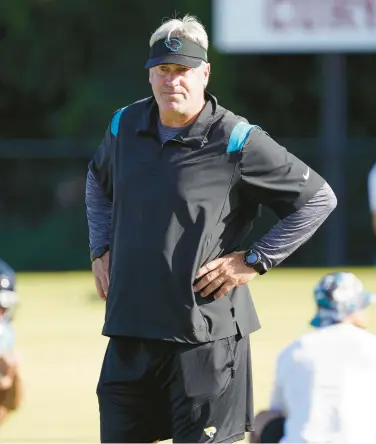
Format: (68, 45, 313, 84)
(164, 38, 182, 52)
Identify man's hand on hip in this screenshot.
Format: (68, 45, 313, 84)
(193, 252, 257, 299)
(92, 251, 110, 300)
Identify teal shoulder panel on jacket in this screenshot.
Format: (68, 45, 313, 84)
(227, 121, 259, 153)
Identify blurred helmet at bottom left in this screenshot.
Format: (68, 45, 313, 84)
(0, 258, 18, 322)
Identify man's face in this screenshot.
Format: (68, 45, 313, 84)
(149, 63, 210, 116)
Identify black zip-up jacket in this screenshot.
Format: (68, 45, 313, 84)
(88, 92, 324, 343)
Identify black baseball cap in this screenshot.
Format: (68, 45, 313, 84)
(145, 36, 208, 69)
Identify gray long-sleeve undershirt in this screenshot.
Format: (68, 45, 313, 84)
(86, 122, 337, 268)
(252, 181, 336, 269)
(85, 170, 112, 256)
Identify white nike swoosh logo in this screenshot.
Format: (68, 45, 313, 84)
(303, 168, 310, 180)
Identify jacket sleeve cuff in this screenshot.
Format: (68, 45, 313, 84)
(90, 245, 109, 262)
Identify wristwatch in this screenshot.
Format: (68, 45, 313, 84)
(243, 248, 267, 275)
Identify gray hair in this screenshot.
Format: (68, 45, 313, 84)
(149, 14, 209, 51)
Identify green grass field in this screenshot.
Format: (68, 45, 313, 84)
(2, 267, 376, 442)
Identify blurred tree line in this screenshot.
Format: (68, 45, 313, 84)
(1, 0, 376, 139)
(0, 0, 375, 270)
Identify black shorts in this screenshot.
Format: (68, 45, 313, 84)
(260, 417, 285, 443)
(97, 334, 253, 443)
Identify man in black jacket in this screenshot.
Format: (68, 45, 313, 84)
(85, 14, 337, 444)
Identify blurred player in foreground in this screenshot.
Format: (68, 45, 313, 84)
(0, 259, 22, 425)
(367, 162, 376, 263)
(252, 271, 376, 443)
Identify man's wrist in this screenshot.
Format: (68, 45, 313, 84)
(90, 245, 109, 262)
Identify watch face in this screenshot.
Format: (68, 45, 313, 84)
(247, 252, 259, 265)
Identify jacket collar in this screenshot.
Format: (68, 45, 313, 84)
(136, 91, 217, 148)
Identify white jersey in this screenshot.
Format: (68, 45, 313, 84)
(368, 163, 376, 212)
(0, 320, 14, 379)
(270, 324, 376, 443)
(0, 319, 14, 354)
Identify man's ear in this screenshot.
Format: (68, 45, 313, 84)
(204, 63, 211, 88)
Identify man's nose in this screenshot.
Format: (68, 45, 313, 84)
(165, 75, 180, 87)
